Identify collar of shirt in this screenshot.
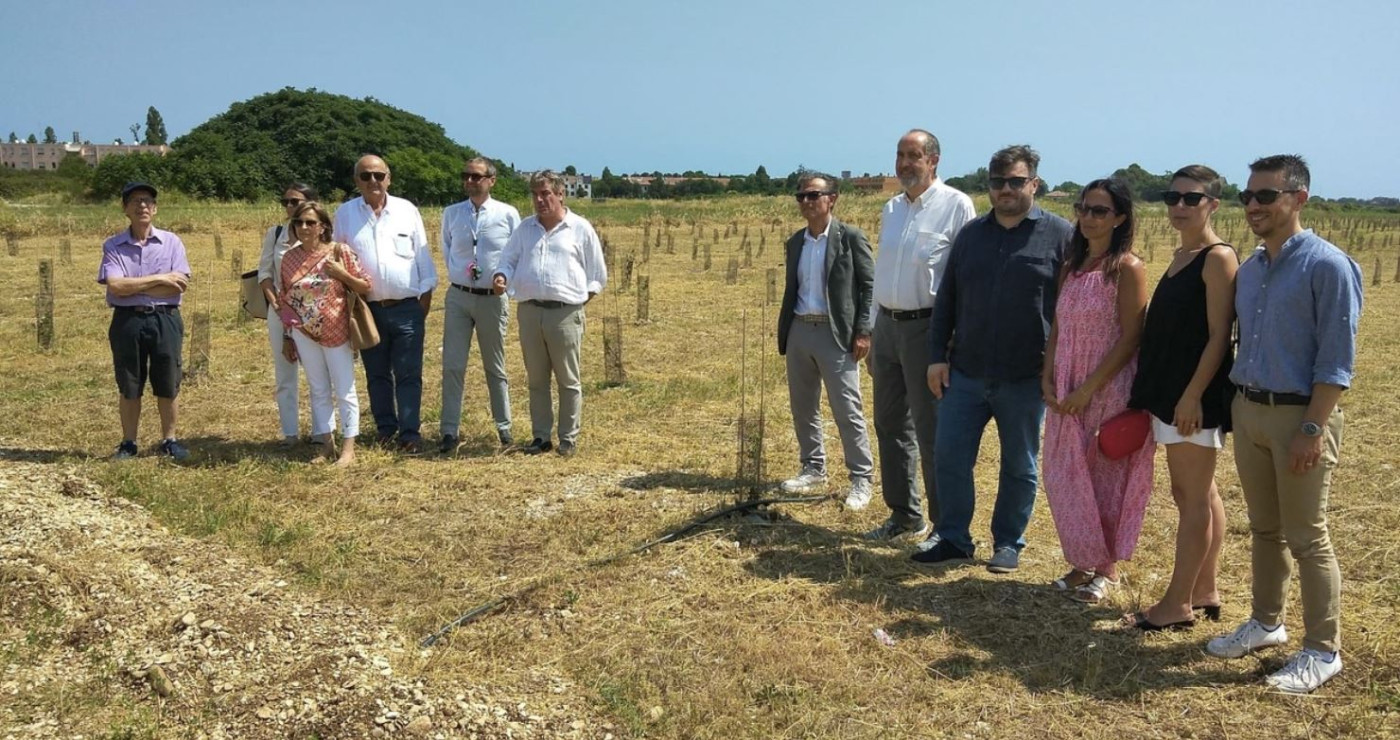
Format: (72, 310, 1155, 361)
(1251, 228, 1315, 268)
(118, 228, 166, 247)
(804, 218, 832, 243)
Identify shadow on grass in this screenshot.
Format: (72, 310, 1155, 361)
(0, 446, 87, 463)
(740, 524, 1258, 700)
(620, 470, 752, 494)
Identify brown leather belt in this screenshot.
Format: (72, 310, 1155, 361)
(452, 283, 494, 296)
(1240, 387, 1311, 406)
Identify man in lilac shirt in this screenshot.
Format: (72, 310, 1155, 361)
(97, 182, 192, 461)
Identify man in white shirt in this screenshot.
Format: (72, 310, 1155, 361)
(493, 171, 607, 457)
(332, 154, 438, 453)
(865, 130, 976, 544)
(439, 157, 521, 454)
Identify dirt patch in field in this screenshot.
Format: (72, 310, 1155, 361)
(0, 460, 611, 739)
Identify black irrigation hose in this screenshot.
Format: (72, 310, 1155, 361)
(420, 494, 827, 647)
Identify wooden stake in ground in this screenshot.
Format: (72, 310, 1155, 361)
(758, 232, 765, 257)
(654, 228, 662, 253)
(1394, 253, 1400, 283)
(704, 244, 712, 271)
(766, 268, 778, 304)
(36, 259, 55, 350)
(602, 317, 625, 386)
(59, 238, 72, 265)
(230, 249, 243, 280)
(622, 254, 635, 292)
(744, 240, 753, 268)
(642, 235, 652, 264)
(5, 233, 17, 257)
(636, 275, 650, 323)
(667, 233, 675, 255)
(214, 233, 224, 260)
(187, 311, 212, 381)
(691, 239, 699, 261)
(726, 256, 739, 285)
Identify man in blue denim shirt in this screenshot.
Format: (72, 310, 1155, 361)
(913, 145, 1074, 571)
(1205, 155, 1362, 694)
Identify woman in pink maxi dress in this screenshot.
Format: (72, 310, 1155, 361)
(1041, 178, 1152, 604)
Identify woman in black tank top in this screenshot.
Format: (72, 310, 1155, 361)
(1124, 166, 1240, 631)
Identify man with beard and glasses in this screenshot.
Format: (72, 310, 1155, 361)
(862, 129, 976, 545)
(914, 145, 1073, 572)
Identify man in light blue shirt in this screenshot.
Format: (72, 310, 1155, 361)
(1206, 154, 1363, 695)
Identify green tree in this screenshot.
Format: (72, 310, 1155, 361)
(946, 167, 990, 194)
(563, 164, 577, 176)
(6, 132, 16, 143)
(26, 133, 37, 144)
(43, 127, 57, 144)
(90, 152, 172, 200)
(144, 106, 168, 145)
(1054, 180, 1083, 195)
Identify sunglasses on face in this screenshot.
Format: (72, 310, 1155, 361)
(294, 219, 322, 228)
(461, 172, 490, 182)
(795, 191, 831, 203)
(280, 198, 305, 207)
(988, 176, 1031, 191)
(1238, 189, 1299, 206)
(358, 171, 388, 182)
(1073, 203, 1116, 218)
(1161, 191, 1213, 207)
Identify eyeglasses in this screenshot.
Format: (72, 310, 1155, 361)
(293, 219, 322, 228)
(988, 176, 1031, 191)
(1073, 203, 1116, 218)
(358, 171, 388, 182)
(1238, 189, 1299, 206)
(795, 191, 832, 202)
(280, 198, 305, 207)
(461, 172, 490, 182)
(1161, 191, 1213, 207)
(128, 198, 155, 208)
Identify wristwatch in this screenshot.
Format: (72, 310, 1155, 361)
(1300, 421, 1323, 437)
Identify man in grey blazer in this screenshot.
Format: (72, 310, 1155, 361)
(777, 172, 876, 508)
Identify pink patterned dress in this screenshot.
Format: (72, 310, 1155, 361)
(1043, 268, 1154, 571)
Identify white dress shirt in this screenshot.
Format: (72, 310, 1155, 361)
(442, 196, 521, 289)
(256, 223, 293, 286)
(794, 219, 831, 316)
(332, 194, 438, 302)
(873, 179, 976, 319)
(496, 209, 607, 305)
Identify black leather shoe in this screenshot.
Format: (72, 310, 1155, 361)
(556, 441, 576, 458)
(523, 438, 553, 455)
(910, 539, 974, 565)
(438, 434, 459, 455)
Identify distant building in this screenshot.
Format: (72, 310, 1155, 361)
(562, 173, 592, 199)
(621, 174, 732, 193)
(1043, 190, 1071, 200)
(849, 176, 901, 194)
(0, 141, 171, 170)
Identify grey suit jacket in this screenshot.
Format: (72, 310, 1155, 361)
(778, 218, 874, 355)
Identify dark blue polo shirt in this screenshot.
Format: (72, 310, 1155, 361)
(928, 205, 1074, 381)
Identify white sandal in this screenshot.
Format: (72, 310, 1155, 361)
(1071, 574, 1119, 604)
(1052, 569, 1095, 591)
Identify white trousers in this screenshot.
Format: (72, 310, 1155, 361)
(266, 314, 301, 437)
(291, 331, 359, 438)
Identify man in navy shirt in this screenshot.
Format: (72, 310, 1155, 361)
(914, 145, 1073, 572)
(1205, 154, 1362, 694)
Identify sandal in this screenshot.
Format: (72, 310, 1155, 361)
(1124, 611, 1195, 632)
(1070, 574, 1119, 604)
(1192, 603, 1223, 622)
(309, 440, 336, 464)
(1052, 569, 1095, 591)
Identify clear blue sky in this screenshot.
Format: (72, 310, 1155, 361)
(4, 0, 1398, 198)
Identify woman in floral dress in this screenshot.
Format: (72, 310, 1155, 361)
(1041, 178, 1151, 604)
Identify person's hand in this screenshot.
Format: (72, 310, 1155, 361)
(164, 272, 189, 291)
(852, 335, 871, 362)
(262, 287, 279, 311)
(926, 363, 950, 399)
(282, 337, 298, 363)
(419, 294, 431, 315)
(324, 256, 351, 283)
(1288, 430, 1324, 475)
(492, 274, 508, 295)
(1041, 375, 1060, 413)
(1058, 385, 1094, 417)
(1173, 395, 1204, 437)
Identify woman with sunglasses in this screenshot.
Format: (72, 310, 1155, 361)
(279, 201, 372, 467)
(256, 182, 319, 445)
(1041, 178, 1151, 605)
(1124, 165, 1238, 630)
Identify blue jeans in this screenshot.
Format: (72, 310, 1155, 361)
(933, 369, 1045, 554)
(360, 300, 426, 440)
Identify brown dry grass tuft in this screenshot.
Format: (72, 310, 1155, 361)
(1, 196, 1397, 738)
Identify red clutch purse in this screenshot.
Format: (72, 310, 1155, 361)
(1098, 409, 1151, 460)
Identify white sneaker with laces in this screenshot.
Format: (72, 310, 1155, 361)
(1266, 649, 1341, 694)
(781, 465, 827, 494)
(1206, 618, 1289, 659)
(843, 478, 873, 511)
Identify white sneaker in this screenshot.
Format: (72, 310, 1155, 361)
(1206, 618, 1289, 659)
(843, 478, 873, 511)
(1266, 649, 1342, 694)
(781, 465, 827, 494)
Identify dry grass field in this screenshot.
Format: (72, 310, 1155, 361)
(1, 194, 1397, 738)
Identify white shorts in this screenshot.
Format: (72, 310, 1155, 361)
(1151, 416, 1223, 449)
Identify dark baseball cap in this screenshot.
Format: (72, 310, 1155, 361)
(121, 182, 158, 203)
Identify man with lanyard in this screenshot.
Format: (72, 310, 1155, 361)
(333, 154, 438, 453)
(863, 129, 975, 543)
(97, 182, 192, 461)
(493, 170, 607, 457)
(439, 157, 521, 454)
(916, 145, 1074, 572)
(1205, 154, 1362, 694)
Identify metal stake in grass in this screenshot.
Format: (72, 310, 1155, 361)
(187, 311, 212, 381)
(636, 275, 650, 323)
(726, 256, 739, 285)
(603, 316, 625, 386)
(59, 238, 72, 265)
(36, 259, 55, 350)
